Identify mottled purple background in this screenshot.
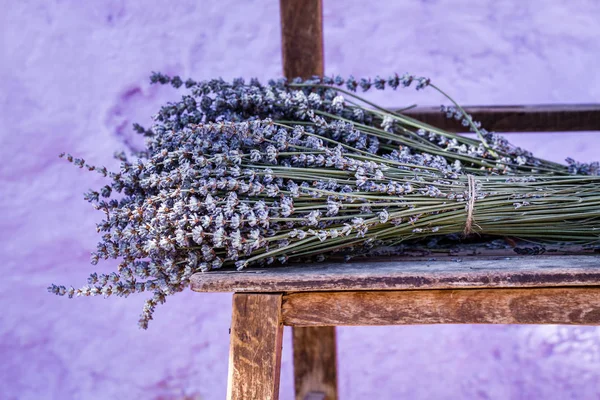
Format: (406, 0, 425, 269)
(2, 1, 600, 399)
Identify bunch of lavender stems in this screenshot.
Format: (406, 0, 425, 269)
(50, 114, 600, 328)
(148, 72, 597, 176)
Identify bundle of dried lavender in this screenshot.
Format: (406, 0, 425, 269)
(148, 72, 598, 176)
(49, 74, 600, 328)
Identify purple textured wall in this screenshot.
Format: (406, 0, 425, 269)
(2, 1, 599, 399)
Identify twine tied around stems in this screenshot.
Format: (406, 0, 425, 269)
(464, 174, 477, 236)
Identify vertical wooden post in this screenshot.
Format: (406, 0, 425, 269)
(227, 293, 284, 400)
(293, 326, 339, 400)
(280, 1, 338, 399)
(279, 0, 324, 79)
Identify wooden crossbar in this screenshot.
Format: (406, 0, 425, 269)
(281, 288, 600, 326)
(403, 104, 600, 132)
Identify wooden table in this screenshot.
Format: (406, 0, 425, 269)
(191, 255, 600, 399)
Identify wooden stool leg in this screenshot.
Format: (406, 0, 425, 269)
(292, 326, 338, 400)
(227, 293, 284, 400)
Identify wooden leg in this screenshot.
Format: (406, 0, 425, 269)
(227, 293, 284, 400)
(292, 326, 338, 400)
(279, 0, 324, 79)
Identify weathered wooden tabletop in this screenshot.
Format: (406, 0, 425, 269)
(190, 255, 600, 293)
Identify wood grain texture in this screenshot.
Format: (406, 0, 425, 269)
(279, 0, 324, 79)
(190, 255, 600, 293)
(401, 103, 600, 132)
(281, 288, 600, 326)
(293, 327, 338, 400)
(227, 294, 284, 400)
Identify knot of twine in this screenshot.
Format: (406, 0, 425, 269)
(464, 174, 477, 236)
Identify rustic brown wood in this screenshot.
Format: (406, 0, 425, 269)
(279, 0, 324, 79)
(227, 293, 284, 400)
(281, 288, 600, 326)
(401, 103, 600, 132)
(293, 327, 338, 400)
(190, 255, 600, 293)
